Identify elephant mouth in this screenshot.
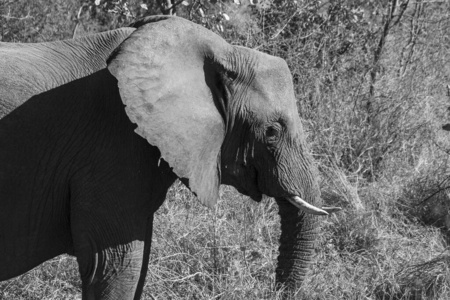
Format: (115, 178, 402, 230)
(249, 193, 263, 202)
(240, 168, 340, 215)
(252, 169, 340, 215)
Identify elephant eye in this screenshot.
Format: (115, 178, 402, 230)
(226, 70, 238, 81)
(265, 125, 281, 142)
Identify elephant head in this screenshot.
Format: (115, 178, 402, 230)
(108, 16, 337, 291)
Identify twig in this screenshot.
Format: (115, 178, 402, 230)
(270, 10, 298, 40)
(1, 8, 33, 21)
(415, 185, 450, 207)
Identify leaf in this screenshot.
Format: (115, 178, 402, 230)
(222, 13, 230, 21)
(234, 0, 240, 4)
(94, 0, 101, 5)
(199, 8, 204, 17)
(140, 3, 148, 10)
(182, 1, 189, 5)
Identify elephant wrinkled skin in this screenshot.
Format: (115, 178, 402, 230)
(0, 16, 333, 299)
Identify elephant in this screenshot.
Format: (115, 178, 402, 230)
(0, 15, 339, 299)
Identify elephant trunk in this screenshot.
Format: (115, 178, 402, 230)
(275, 197, 320, 292)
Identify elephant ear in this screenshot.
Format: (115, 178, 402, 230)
(108, 16, 232, 208)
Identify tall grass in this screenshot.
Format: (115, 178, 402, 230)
(2, 181, 450, 299)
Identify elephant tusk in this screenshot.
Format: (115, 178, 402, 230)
(322, 206, 342, 214)
(286, 196, 342, 216)
(286, 196, 328, 215)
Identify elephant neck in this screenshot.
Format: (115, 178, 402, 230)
(0, 28, 134, 119)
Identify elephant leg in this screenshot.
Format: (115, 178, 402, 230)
(73, 214, 154, 300)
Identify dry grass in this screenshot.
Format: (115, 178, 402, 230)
(0, 255, 80, 299)
(2, 180, 450, 300)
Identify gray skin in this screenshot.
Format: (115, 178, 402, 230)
(0, 16, 328, 299)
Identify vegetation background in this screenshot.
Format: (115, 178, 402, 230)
(1, 0, 450, 299)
